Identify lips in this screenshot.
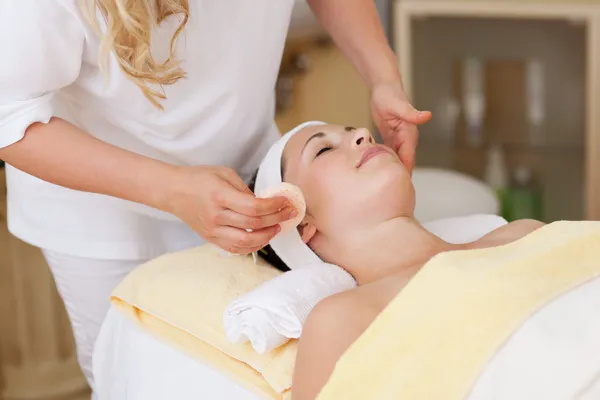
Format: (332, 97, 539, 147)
(356, 146, 392, 168)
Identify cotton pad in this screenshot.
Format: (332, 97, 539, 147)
(258, 182, 306, 234)
(219, 184, 306, 264)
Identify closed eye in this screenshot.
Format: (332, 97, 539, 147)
(316, 146, 332, 158)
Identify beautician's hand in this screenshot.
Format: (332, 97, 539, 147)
(167, 166, 294, 254)
(371, 82, 432, 174)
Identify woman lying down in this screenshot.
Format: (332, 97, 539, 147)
(251, 121, 600, 400)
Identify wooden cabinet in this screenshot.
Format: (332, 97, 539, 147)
(275, 40, 372, 133)
(393, 0, 600, 221)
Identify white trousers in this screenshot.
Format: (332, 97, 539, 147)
(42, 250, 149, 395)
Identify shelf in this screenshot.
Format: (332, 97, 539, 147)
(396, 0, 600, 20)
(394, 0, 600, 219)
(417, 140, 585, 155)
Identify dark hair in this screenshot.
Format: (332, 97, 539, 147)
(247, 171, 290, 272)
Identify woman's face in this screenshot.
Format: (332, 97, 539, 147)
(282, 124, 415, 251)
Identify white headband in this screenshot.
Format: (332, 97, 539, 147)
(255, 121, 327, 270)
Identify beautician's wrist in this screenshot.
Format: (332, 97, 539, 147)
(370, 78, 409, 100)
(142, 161, 183, 214)
(368, 70, 403, 91)
(364, 50, 405, 91)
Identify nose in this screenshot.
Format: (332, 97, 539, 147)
(352, 128, 374, 148)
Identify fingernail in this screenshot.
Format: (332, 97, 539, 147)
(289, 210, 298, 218)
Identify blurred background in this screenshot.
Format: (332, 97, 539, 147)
(1, 0, 599, 398)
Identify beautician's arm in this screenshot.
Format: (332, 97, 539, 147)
(307, 0, 432, 173)
(0, 118, 290, 253)
(307, 0, 401, 91)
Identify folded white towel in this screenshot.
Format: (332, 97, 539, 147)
(223, 214, 508, 354)
(223, 262, 356, 354)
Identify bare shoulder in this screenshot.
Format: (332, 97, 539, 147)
(508, 218, 546, 230)
(475, 219, 546, 248)
(498, 219, 546, 239)
(300, 289, 375, 353)
(304, 286, 382, 340)
(292, 289, 377, 400)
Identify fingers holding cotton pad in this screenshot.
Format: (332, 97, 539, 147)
(258, 183, 306, 234)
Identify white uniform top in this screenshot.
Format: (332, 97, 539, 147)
(0, 0, 294, 260)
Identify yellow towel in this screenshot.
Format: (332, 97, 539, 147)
(111, 244, 297, 399)
(317, 221, 600, 400)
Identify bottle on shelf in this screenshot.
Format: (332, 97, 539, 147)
(484, 144, 509, 217)
(436, 97, 461, 144)
(525, 59, 546, 146)
(484, 144, 508, 190)
(503, 165, 544, 222)
(462, 57, 486, 148)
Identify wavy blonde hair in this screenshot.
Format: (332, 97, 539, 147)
(83, 0, 189, 109)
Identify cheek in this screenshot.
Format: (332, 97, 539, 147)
(300, 158, 415, 233)
(301, 160, 353, 228)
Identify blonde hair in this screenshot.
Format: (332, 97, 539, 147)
(84, 0, 189, 109)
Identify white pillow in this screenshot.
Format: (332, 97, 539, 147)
(413, 168, 500, 223)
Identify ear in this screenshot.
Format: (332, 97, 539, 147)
(297, 217, 317, 244)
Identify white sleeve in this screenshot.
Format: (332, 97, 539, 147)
(0, 0, 85, 149)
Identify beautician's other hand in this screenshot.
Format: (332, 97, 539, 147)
(371, 82, 432, 174)
(166, 166, 294, 254)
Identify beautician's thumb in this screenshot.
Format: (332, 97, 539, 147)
(393, 99, 432, 125)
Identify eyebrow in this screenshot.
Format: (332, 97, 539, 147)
(344, 126, 356, 132)
(300, 131, 326, 157)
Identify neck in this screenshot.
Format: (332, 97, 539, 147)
(341, 217, 459, 285)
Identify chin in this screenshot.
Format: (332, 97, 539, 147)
(373, 161, 412, 190)
(378, 164, 414, 208)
